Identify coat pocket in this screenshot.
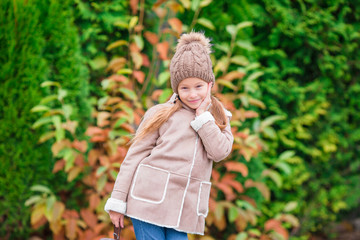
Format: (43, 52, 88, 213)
(197, 181, 211, 217)
(130, 164, 170, 204)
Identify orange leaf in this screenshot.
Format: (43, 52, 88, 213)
(151, 89, 163, 101)
(86, 127, 104, 136)
(97, 112, 111, 127)
(220, 71, 246, 81)
(168, 18, 182, 35)
(133, 71, 145, 84)
(265, 219, 289, 240)
(65, 218, 77, 240)
(52, 139, 71, 156)
(80, 209, 97, 228)
(89, 194, 100, 211)
(224, 162, 248, 177)
(244, 110, 259, 118)
(156, 42, 169, 60)
(88, 149, 100, 166)
(144, 31, 159, 45)
(141, 53, 150, 67)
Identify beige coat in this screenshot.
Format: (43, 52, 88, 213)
(105, 97, 233, 235)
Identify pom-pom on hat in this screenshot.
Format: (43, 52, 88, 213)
(170, 32, 215, 94)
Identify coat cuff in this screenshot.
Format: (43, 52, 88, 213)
(104, 198, 127, 214)
(190, 111, 215, 132)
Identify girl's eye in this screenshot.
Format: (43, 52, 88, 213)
(196, 85, 203, 88)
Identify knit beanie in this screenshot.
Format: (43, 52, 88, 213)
(170, 32, 215, 94)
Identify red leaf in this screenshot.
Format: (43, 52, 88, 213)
(141, 54, 150, 67)
(86, 127, 104, 136)
(130, 0, 138, 14)
(212, 169, 220, 182)
(89, 194, 100, 211)
(72, 140, 87, 153)
(224, 162, 248, 177)
(265, 219, 289, 240)
(53, 159, 65, 173)
(80, 209, 97, 228)
(144, 31, 159, 45)
(156, 42, 169, 60)
(216, 182, 235, 201)
(133, 71, 145, 84)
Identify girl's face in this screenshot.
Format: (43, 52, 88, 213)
(178, 77, 209, 110)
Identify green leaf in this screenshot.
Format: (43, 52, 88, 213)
(32, 117, 53, 129)
(129, 16, 138, 30)
(119, 88, 137, 101)
(275, 162, 292, 175)
(38, 131, 56, 143)
(262, 169, 282, 187)
(236, 21, 253, 30)
(30, 185, 52, 194)
(236, 232, 248, 240)
(284, 201, 298, 212)
(191, 0, 201, 11)
(215, 43, 230, 53)
(246, 71, 264, 82)
(110, 170, 118, 180)
(134, 35, 144, 50)
(106, 40, 128, 51)
(31, 105, 50, 113)
(158, 71, 170, 86)
(117, 68, 133, 75)
(25, 195, 42, 206)
(179, 0, 191, 9)
(97, 174, 107, 192)
(40, 81, 61, 88)
(231, 55, 249, 66)
(279, 150, 296, 161)
(200, 0, 212, 8)
(236, 40, 255, 51)
(96, 166, 107, 176)
(197, 18, 215, 30)
(114, 117, 128, 128)
(62, 105, 72, 119)
(217, 79, 238, 90)
(40, 95, 58, 104)
(226, 25, 237, 37)
(109, 129, 131, 140)
(228, 206, 238, 223)
(159, 88, 173, 103)
(89, 56, 108, 70)
(58, 89, 67, 101)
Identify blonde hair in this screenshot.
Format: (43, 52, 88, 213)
(130, 96, 228, 144)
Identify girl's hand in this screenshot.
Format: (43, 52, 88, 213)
(196, 82, 212, 116)
(109, 210, 125, 228)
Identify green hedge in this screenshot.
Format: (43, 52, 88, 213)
(0, 0, 90, 238)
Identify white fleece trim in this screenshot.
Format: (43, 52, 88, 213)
(196, 181, 212, 217)
(176, 135, 199, 227)
(104, 198, 127, 214)
(224, 109, 232, 117)
(130, 164, 170, 204)
(190, 111, 215, 132)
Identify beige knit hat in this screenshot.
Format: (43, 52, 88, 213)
(170, 32, 215, 94)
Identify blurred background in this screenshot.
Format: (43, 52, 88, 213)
(1, 0, 359, 239)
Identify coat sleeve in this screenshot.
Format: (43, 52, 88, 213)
(190, 110, 233, 162)
(104, 106, 161, 214)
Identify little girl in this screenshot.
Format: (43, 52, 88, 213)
(105, 32, 234, 239)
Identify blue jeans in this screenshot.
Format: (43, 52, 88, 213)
(131, 218, 188, 240)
